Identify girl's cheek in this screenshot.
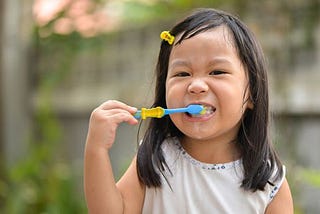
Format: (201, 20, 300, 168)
(166, 93, 179, 108)
(165, 83, 182, 106)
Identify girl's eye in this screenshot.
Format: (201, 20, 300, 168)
(174, 72, 190, 77)
(210, 70, 226, 75)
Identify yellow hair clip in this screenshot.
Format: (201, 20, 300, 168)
(160, 31, 175, 45)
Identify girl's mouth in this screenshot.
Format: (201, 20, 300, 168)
(186, 105, 216, 118)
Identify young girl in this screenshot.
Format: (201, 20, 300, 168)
(84, 8, 293, 213)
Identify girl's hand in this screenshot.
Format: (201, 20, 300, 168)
(85, 100, 138, 151)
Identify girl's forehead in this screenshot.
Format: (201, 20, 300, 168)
(174, 25, 235, 45)
(171, 26, 238, 58)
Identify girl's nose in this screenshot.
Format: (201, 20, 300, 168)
(187, 78, 209, 94)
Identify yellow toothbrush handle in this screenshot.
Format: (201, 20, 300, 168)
(140, 107, 165, 119)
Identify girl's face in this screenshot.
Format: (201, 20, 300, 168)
(166, 26, 252, 144)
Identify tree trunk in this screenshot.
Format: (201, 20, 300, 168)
(0, 0, 4, 164)
(1, 0, 32, 167)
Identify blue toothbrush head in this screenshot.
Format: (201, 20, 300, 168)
(187, 104, 205, 114)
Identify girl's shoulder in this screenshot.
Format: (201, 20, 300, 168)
(266, 164, 287, 202)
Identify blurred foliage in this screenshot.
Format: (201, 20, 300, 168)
(300, 168, 320, 188)
(0, 106, 86, 213)
(118, 0, 234, 24)
(0, 32, 87, 213)
(290, 167, 320, 214)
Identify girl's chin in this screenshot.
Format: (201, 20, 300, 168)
(179, 126, 215, 141)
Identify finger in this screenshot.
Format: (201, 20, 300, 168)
(100, 108, 136, 118)
(99, 100, 137, 113)
(107, 111, 139, 125)
(91, 108, 133, 121)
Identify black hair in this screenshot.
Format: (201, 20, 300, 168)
(137, 8, 283, 191)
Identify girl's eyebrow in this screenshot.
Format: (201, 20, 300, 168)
(169, 60, 191, 68)
(208, 58, 233, 66)
(169, 58, 233, 68)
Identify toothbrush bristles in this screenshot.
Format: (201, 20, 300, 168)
(199, 106, 206, 115)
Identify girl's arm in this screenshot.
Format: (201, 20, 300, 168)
(84, 100, 144, 213)
(265, 178, 294, 214)
(117, 156, 146, 213)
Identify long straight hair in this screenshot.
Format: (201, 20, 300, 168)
(137, 8, 283, 191)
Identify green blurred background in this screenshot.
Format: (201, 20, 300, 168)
(1, 0, 320, 213)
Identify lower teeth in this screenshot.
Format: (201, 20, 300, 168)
(190, 114, 203, 118)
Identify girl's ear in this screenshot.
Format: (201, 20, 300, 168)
(244, 84, 253, 109)
(244, 93, 254, 110)
(247, 99, 254, 109)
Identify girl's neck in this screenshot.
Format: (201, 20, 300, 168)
(180, 137, 241, 164)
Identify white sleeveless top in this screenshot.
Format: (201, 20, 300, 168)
(142, 138, 285, 214)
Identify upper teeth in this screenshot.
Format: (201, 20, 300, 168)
(203, 106, 214, 115)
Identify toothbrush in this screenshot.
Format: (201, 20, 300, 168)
(134, 104, 206, 119)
